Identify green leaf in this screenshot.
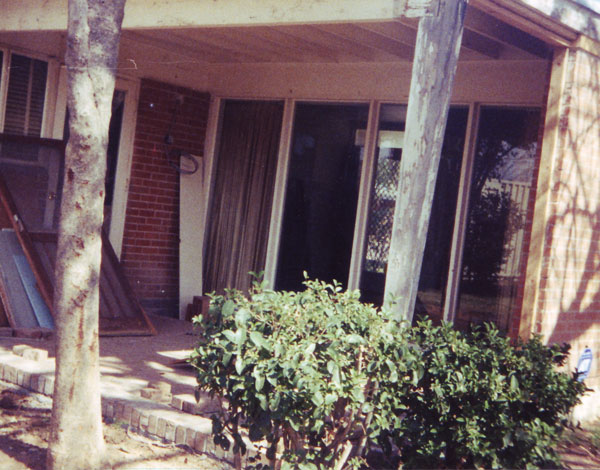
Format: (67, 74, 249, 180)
(235, 358, 245, 375)
(254, 371, 265, 392)
(222, 300, 235, 317)
(235, 307, 250, 325)
(346, 334, 365, 344)
(250, 331, 268, 350)
(311, 391, 324, 406)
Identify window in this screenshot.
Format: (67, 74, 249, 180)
(3, 53, 48, 136)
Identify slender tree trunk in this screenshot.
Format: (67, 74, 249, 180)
(383, 0, 468, 321)
(47, 1, 126, 469)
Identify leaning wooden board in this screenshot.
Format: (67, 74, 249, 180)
(30, 231, 157, 336)
(0, 168, 155, 336)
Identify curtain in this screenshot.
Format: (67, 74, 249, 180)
(203, 100, 283, 294)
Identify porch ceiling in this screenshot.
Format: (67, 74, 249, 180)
(120, 6, 551, 66)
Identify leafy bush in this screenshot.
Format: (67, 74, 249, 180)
(190, 277, 416, 470)
(190, 279, 585, 470)
(384, 320, 586, 469)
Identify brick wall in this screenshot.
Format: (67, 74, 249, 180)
(121, 79, 210, 317)
(527, 48, 600, 389)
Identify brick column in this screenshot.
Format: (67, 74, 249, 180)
(120, 79, 210, 317)
(521, 45, 600, 389)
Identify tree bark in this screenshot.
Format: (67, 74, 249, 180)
(383, 0, 468, 322)
(47, 1, 126, 469)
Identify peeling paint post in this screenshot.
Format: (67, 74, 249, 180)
(383, 0, 469, 322)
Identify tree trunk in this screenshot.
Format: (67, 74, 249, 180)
(383, 0, 468, 322)
(47, 1, 126, 469)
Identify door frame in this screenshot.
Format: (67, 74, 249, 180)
(51, 73, 140, 257)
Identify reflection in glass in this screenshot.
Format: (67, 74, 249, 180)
(457, 107, 540, 331)
(359, 105, 468, 322)
(275, 103, 368, 291)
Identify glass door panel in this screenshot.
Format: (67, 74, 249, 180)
(457, 107, 540, 331)
(275, 103, 368, 291)
(359, 105, 469, 322)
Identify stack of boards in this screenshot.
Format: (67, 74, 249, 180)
(0, 138, 155, 336)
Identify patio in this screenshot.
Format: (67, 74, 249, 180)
(0, 314, 234, 460)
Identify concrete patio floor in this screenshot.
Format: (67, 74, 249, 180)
(0, 315, 241, 461)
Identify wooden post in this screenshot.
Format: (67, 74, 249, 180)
(383, 0, 468, 321)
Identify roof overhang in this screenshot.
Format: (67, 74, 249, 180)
(0, 0, 439, 32)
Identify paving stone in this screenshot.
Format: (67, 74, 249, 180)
(123, 404, 134, 423)
(106, 403, 115, 419)
(150, 381, 171, 395)
(36, 375, 46, 394)
(194, 431, 207, 452)
(12, 345, 30, 356)
(139, 413, 149, 431)
(175, 426, 186, 445)
(171, 394, 185, 410)
(140, 388, 163, 401)
(43, 377, 54, 396)
(131, 408, 141, 428)
(114, 402, 125, 420)
(156, 417, 167, 438)
(185, 428, 196, 448)
(30, 375, 39, 391)
(5, 365, 17, 383)
(22, 348, 48, 362)
(165, 422, 176, 442)
(148, 414, 158, 435)
(22, 372, 31, 389)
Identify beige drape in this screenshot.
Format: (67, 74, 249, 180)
(203, 100, 283, 294)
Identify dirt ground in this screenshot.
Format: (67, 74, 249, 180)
(0, 382, 232, 470)
(0, 380, 598, 470)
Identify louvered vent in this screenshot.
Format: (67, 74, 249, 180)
(3, 54, 48, 137)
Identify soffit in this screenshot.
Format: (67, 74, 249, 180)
(120, 5, 552, 67)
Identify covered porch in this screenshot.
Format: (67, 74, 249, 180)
(0, 0, 599, 392)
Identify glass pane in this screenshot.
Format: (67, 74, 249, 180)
(416, 107, 469, 322)
(0, 140, 64, 232)
(104, 90, 126, 231)
(359, 105, 468, 320)
(275, 103, 368, 291)
(457, 107, 541, 331)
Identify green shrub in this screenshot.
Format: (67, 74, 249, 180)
(190, 279, 585, 470)
(190, 277, 416, 470)
(385, 320, 586, 469)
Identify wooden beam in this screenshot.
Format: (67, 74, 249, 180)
(461, 28, 502, 59)
(383, 0, 468, 322)
(0, 0, 438, 32)
(465, 7, 551, 58)
(318, 23, 413, 60)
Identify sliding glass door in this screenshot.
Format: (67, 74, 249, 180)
(275, 103, 369, 291)
(206, 99, 541, 333)
(204, 100, 284, 294)
(456, 107, 540, 330)
(359, 105, 469, 323)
